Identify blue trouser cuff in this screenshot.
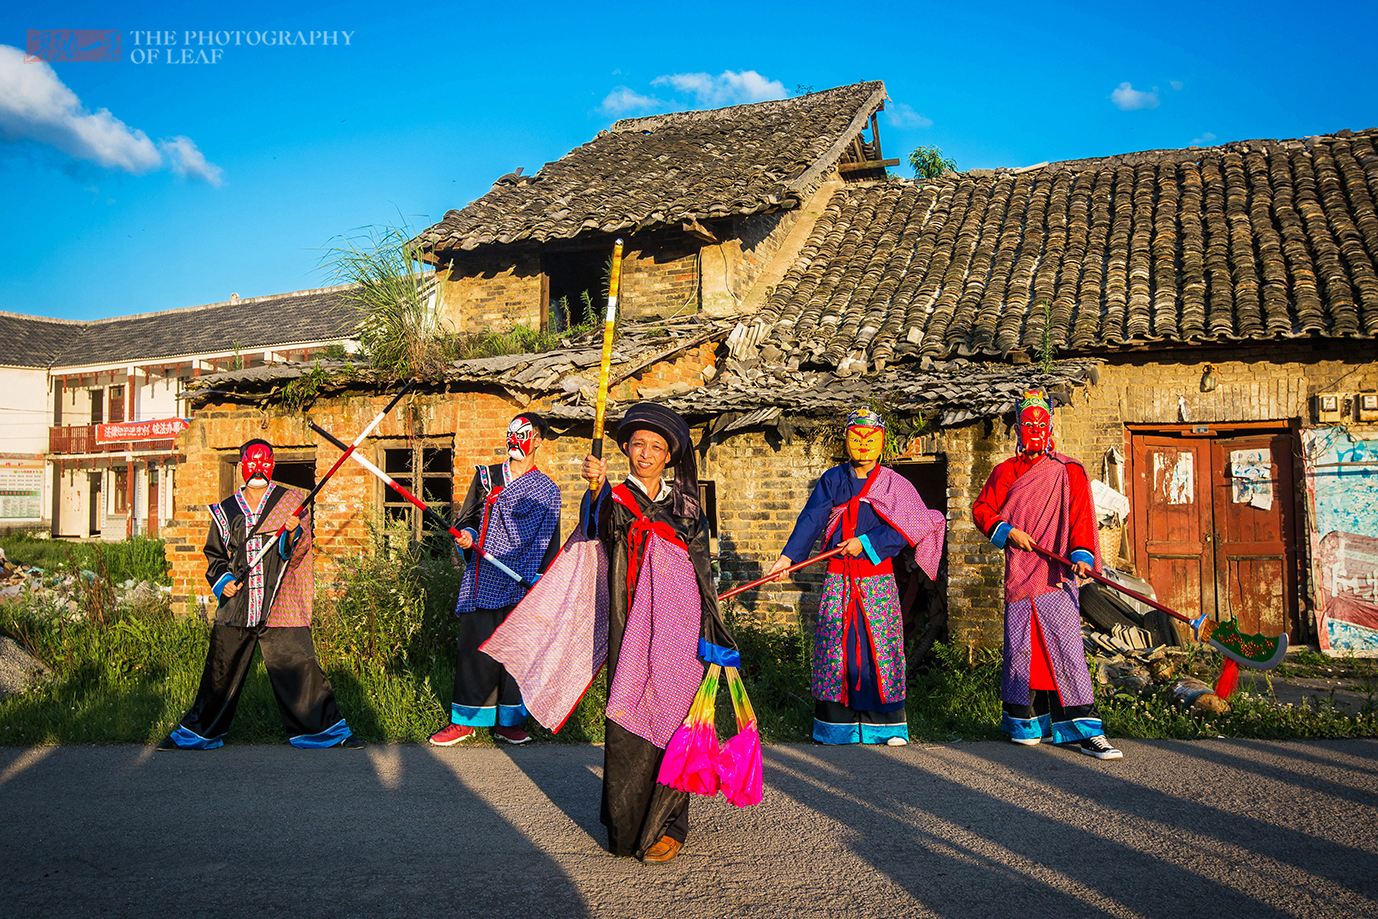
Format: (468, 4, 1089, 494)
(169, 725, 225, 750)
(289, 718, 352, 748)
(1002, 712, 1052, 741)
(1052, 717, 1104, 744)
(451, 704, 496, 727)
(497, 703, 529, 727)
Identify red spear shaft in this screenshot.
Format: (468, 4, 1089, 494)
(718, 546, 846, 601)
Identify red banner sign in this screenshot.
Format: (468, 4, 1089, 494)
(95, 418, 190, 444)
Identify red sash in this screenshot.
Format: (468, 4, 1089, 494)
(610, 484, 688, 604)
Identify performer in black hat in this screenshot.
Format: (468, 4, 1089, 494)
(580, 402, 737, 863)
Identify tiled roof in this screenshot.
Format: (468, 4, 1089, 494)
(750, 129, 1378, 372)
(184, 317, 728, 406)
(413, 81, 887, 254)
(0, 286, 366, 371)
(543, 357, 1099, 430)
(0, 312, 79, 368)
(52, 286, 364, 366)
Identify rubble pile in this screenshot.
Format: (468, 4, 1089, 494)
(1089, 644, 1231, 715)
(0, 547, 172, 620)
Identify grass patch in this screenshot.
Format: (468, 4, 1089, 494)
(0, 534, 169, 585)
(3, 535, 1376, 745)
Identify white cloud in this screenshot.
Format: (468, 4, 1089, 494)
(603, 86, 666, 115)
(0, 44, 221, 183)
(1110, 81, 1160, 111)
(650, 70, 787, 107)
(600, 86, 665, 115)
(1190, 131, 1217, 146)
(1170, 80, 1184, 91)
(886, 102, 933, 129)
(160, 136, 223, 186)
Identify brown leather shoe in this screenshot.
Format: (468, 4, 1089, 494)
(642, 835, 683, 863)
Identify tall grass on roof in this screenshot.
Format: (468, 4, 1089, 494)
(325, 224, 444, 378)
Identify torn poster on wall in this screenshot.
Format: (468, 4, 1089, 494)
(1303, 427, 1378, 655)
(1153, 451, 1194, 505)
(1230, 448, 1274, 511)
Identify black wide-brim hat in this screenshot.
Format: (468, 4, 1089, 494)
(613, 402, 699, 516)
(616, 402, 690, 464)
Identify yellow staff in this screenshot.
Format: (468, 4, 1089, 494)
(589, 238, 624, 487)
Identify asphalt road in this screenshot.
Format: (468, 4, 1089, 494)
(2, 740, 1376, 918)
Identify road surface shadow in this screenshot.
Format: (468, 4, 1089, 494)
(765, 742, 1372, 918)
(500, 743, 606, 846)
(0, 744, 591, 918)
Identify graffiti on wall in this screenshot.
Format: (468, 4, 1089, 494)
(1303, 428, 1378, 654)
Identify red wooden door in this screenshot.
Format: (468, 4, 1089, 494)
(1209, 433, 1298, 636)
(1132, 436, 1215, 623)
(147, 466, 159, 537)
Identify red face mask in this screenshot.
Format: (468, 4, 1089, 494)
(240, 443, 275, 484)
(506, 417, 536, 460)
(1018, 406, 1052, 454)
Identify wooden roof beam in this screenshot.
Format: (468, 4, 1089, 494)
(838, 159, 901, 174)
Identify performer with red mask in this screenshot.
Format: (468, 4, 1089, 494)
(768, 409, 945, 745)
(158, 439, 361, 750)
(429, 413, 561, 747)
(972, 389, 1123, 759)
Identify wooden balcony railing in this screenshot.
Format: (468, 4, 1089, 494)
(48, 424, 175, 454)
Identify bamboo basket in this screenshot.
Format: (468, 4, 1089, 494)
(1098, 523, 1124, 568)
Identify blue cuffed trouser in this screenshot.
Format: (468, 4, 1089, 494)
(167, 623, 351, 748)
(451, 606, 528, 729)
(812, 699, 909, 745)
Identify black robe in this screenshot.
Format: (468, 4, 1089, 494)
(204, 485, 302, 628)
(586, 481, 735, 857)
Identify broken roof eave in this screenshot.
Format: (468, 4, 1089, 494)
(422, 195, 807, 259)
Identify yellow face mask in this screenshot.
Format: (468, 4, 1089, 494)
(845, 425, 884, 463)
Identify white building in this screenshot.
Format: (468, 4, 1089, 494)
(0, 286, 362, 539)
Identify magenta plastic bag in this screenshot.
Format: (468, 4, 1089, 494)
(678, 722, 722, 796)
(656, 665, 721, 797)
(717, 720, 763, 807)
(716, 666, 763, 807)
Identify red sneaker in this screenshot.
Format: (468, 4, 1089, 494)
(429, 724, 477, 746)
(493, 726, 531, 745)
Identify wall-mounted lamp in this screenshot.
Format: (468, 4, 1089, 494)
(1200, 364, 1217, 393)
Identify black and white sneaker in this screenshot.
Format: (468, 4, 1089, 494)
(1079, 736, 1123, 760)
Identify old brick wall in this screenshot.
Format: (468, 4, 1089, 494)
(617, 235, 701, 321)
(939, 344, 1378, 650)
(434, 203, 820, 333)
(724, 209, 799, 304)
(700, 432, 835, 623)
(165, 391, 602, 612)
(437, 249, 544, 334)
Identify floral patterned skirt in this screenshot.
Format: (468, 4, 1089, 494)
(811, 572, 906, 707)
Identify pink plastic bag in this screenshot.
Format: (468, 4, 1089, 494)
(657, 665, 721, 797)
(717, 721, 763, 807)
(716, 666, 763, 807)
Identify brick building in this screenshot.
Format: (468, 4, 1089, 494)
(0, 287, 364, 539)
(169, 83, 1378, 652)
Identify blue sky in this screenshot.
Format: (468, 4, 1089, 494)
(1, 1, 1375, 320)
